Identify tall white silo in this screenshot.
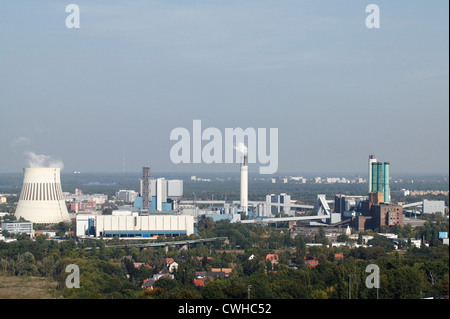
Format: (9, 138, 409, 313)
(15, 167, 71, 223)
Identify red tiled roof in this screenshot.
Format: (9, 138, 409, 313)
(194, 279, 205, 286)
(306, 260, 319, 268)
(266, 254, 279, 261)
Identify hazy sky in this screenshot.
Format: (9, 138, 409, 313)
(0, 1, 448, 175)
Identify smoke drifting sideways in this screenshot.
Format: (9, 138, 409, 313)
(25, 151, 64, 169)
(234, 142, 248, 156)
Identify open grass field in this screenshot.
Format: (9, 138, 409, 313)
(0, 275, 63, 299)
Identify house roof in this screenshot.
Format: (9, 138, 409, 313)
(266, 254, 279, 261)
(306, 259, 319, 268)
(142, 279, 155, 288)
(211, 268, 232, 274)
(194, 279, 205, 286)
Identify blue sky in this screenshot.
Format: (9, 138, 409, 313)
(0, 1, 448, 174)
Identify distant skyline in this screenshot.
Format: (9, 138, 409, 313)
(1, 1, 448, 175)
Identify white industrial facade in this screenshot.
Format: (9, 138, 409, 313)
(1, 221, 33, 235)
(95, 214, 194, 237)
(76, 214, 96, 237)
(423, 200, 446, 215)
(15, 168, 71, 224)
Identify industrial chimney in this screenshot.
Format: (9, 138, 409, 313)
(240, 154, 248, 216)
(15, 167, 71, 224)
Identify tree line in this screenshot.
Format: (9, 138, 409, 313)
(0, 213, 448, 299)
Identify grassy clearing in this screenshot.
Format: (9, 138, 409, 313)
(0, 275, 63, 299)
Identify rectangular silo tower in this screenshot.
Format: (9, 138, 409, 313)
(376, 162, 383, 193)
(371, 162, 378, 193)
(368, 155, 377, 193)
(384, 162, 390, 203)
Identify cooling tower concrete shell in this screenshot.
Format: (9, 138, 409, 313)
(15, 167, 71, 224)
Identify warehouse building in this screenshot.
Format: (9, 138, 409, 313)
(76, 214, 195, 238)
(95, 215, 194, 237)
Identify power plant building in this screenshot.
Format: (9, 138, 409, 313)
(353, 156, 402, 231)
(371, 203, 403, 229)
(76, 214, 194, 238)
(95, 215, 194, 237)
(264, 193, 294, 217)
(135, 177, 183, 212)
(422, 200, 446, 215)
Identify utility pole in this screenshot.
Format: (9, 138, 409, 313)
(248, 285, 252, 299)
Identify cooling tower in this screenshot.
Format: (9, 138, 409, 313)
(15, 167, 71, 223)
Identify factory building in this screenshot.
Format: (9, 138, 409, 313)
(371, 203, 403, 229)
(76, 214, 96, 237)
(422, 200, 446, 215)
(116, 190, 139, 203)
(263, 193, 293, 217)
(95, 215, 194, 237)
(353, 156, 402, 231)
(76, 214, 194, 238)
(134, 176, 183, 213)
(334, 194, 367, 218)
(1, 221, 33, 236)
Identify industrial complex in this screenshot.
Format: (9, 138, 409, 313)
(2, 154, 446, 243)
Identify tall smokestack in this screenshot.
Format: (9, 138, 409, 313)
(368, 155, 377, 193)
(384, 162, 390, 203)
(15, 167, 70, 223)
(240, 154, 248, 216)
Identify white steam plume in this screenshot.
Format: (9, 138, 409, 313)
(234, 142, 247, 155)
(25, 151, 64, 169)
